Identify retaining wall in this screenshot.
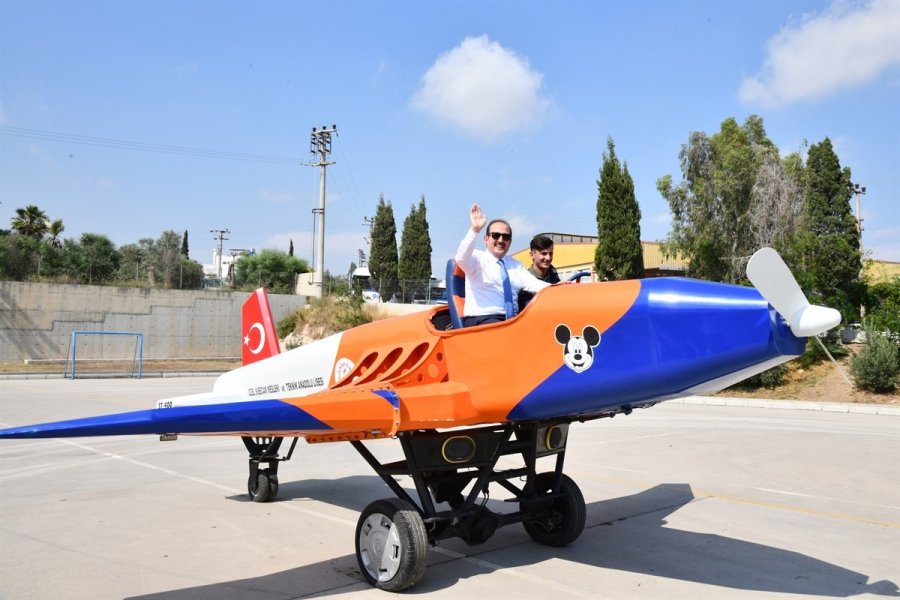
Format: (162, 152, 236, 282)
(0, 281, 306, 363)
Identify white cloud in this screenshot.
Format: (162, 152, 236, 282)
(501, 213, 542, 243)
(410, 35, 550, 141)
(740, 0, 900, 107)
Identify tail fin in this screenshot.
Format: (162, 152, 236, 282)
(241, 288, 280, 365)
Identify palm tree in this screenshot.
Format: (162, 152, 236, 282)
(11, 205, 49, 239)
(47, 219, 65, 249)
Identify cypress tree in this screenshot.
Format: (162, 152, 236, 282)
(369, 194, 399, 302)
(793, 137, 862, 319)
(288, 239, 294, 257)
(398, 196, 433, 302)
(180, 230, 189, 257)
(595, 137, 644, 280)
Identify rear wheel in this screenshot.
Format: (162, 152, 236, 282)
(356, 498, 428, 591)
(522, 472, 586, 546)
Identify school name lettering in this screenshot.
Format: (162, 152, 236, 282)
(247, 377, 325, 397)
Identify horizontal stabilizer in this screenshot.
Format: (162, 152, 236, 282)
(746, 247, 841, 337)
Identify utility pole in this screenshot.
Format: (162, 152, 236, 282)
(853, 183, 866, 238)
(362, 215, 374, 252)
(210, 229, 230, 278)
(308, 125, 336, 297)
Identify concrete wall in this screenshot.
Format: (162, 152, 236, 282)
(0, 281, 306, 363)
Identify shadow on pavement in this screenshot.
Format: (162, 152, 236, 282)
(132, 481, 897, 599)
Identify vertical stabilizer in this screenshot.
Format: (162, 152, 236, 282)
(242, 288, 281, 365)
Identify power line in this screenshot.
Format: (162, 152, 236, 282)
(0, 125, 302, 165)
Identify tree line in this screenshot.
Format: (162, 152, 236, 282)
(3, 113, 896, 335)
(594, 115, 896, 335)
(367, 195, 433, 303)
(1, 206, 206, 288)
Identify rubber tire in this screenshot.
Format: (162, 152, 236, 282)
(268, 473, 279, 500)
(248, 469, 274, 503)
(355, 498, 428, 591)
(522, 472, 586, 546)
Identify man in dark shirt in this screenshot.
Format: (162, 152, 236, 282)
(518, 234, 560, 312)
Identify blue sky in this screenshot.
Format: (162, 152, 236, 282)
(1, 0, 898, 277)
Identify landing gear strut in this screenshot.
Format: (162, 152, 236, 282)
(242, 436, 298, 503)
(350, 421, 585, 591)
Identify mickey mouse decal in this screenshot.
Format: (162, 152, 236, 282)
(555, 324, 601, 373)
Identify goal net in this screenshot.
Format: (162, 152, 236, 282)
(65, 331, 144, 379)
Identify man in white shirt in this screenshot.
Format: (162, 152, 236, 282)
(454, 203, 551, 326)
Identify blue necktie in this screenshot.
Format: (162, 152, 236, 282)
(498, 259, 514, 319)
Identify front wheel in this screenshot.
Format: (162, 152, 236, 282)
(356, 498, 428, 591)
(522, 472, 586, 546)
(247, 468, 278, 502)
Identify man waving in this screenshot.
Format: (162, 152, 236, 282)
(454, 203, 551, 327)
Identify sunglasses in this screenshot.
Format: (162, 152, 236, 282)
(488, 231, 512, 241)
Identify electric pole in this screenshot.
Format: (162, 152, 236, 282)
(210, 228, 230, 278)
(308, 125, 336, 297)
(853, 183, 866, 238)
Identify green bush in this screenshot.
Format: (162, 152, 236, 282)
(797, 330, 848, 368)
(850, 329, 899, 393)
(292, 295, 372, 342)
(864, 279, 900, 335)
(277, 311, 299, 339)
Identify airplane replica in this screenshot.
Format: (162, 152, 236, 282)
(0, 248, 841, 591)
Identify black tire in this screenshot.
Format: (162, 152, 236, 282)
(522, 472, 586, 546)
(248, 469, 273, 503)
(267, 473, 279, 501)
(355, 498, 428, 591)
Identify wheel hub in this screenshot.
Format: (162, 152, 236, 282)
(358, 513, 402, 582)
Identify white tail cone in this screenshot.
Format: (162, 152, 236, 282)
(790, 304, 842, 338)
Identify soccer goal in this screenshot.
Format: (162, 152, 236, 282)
(65, 331, 144, 379)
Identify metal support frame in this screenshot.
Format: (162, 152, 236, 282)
(242, 436, 299, 482)
(351, 421, 571, 545)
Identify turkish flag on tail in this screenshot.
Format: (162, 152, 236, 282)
(241, 288, 281, 365)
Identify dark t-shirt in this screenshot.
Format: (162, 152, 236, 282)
(517, 265, 560, 312)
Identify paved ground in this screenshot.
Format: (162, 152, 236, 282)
(0, 378, 898, 599)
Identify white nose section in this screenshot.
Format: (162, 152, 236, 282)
(746, 247, 842, 338)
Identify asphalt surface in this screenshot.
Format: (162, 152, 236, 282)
(0, 377, 898, 599)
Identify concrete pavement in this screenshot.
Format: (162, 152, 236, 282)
(0, 378, 897, 599)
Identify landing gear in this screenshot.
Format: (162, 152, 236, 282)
(350, 421, 586, 591)
(356, 498, 428, 591)
(242, 436, 297, 502)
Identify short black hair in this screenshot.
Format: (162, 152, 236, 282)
(530, 234, 554, 251)
(486, 219, 512, 235)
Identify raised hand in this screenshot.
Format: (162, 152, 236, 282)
(470, 203, 486, 232)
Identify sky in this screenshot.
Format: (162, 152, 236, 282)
(1, 0, 898, 278)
